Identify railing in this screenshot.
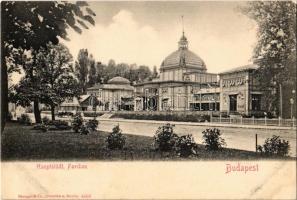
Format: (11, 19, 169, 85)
(211, 116, 296, 127)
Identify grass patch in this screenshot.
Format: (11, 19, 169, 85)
(1, 122, 293, 161)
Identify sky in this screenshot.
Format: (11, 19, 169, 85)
(62, 1, 258, 73)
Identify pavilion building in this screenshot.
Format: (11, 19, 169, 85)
(86, 76, 134, 111)
(134, 31, 263, 115)
(134, 31, 220, 112)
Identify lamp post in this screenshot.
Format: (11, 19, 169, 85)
(145, 89, 148, 111)
(177, 93, 180, 111)
(279, 83, 283, 118)
(291, 89, 295, 119)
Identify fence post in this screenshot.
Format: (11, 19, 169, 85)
(293, 117, 295, 127)
(230, 117, 231, 124)
(252, 116, 255, 125)
(264, 116, 267, 126)
(219, 113, 222, 123)
(278, 116, 281, 126)
(241, 116, 243, 124)
(255, 134, 258, 153)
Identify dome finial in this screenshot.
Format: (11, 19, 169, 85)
(178, 15, 188, 50)
(182, 15, 184, 36)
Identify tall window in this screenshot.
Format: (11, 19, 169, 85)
(252, 94, 261, 111)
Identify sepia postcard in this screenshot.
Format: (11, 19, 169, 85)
(1, 1, 296, 199)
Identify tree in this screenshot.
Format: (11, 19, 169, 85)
(242, 2, 296, 117)
(2, 1, 95, 126)
(152, 66, 159, 79)
(36, 43, 80, 121)
(103, 59, 117, 82)
(9, 44, 80, 121)
(137, 65, 153, 82)
(9, 50, 44, 123)
(96, 62, 105, 83)
(75, 49, 89, 93)
(87, 54, 97, 87)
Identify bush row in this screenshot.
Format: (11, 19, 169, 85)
(83, 112, 104, 118)
(107, 123, 290, 158)
(98, 123, 227, 157)
(57, 112, 74, 117)
(33, 116, 72, 131)
(111, 113, 210, 122)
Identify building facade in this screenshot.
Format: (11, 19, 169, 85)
(86, 76, 134, 111)
(57, 32, 263, 115)
(219, 65, 263, 115)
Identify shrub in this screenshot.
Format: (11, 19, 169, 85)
(71, 114, 83, 133)
(106, 125, 126, 150)
(83, 112, 104, 118)
(153, 123, 179, 151)
(243, 112, 274, 119)
(17, 114, 32, 125)
(25, 107, 33, 113)
(57, 111, 74, 117)
(42, 116, 50, 125)
(32, 124, 48, 132)
(175, 134, 197, 157)
(86, 118, 99, 131)
(48, 120, 71, 130)
(202, 128, 226, 151)
(7, 112, 13, 121)
(80, 125, 89, 135)
(257, 135, 290, 156)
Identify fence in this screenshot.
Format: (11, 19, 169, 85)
(211, 116, 296, 127)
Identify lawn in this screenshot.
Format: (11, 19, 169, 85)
(1, 122, 293, 161)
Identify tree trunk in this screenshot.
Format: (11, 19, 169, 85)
(33, 100, 41, 123)
(51, 104, 55, 121)
(1, 56, 8, 131)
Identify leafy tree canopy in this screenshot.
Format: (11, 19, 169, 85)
(242, 1, 296, 84)
(2, 1, 96, 51)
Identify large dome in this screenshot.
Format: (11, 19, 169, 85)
(160, 33, 206, 71)
(107, 76, 130, 84)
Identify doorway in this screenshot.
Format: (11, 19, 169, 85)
(229, 95, 237, 112)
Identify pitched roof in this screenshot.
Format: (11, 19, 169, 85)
(107, 76, 130, 84)
(60, 97, 80, 107)
(87, 84, 134, 91)
(79, 95, 90, 103)
(219, 64, 259, 75)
